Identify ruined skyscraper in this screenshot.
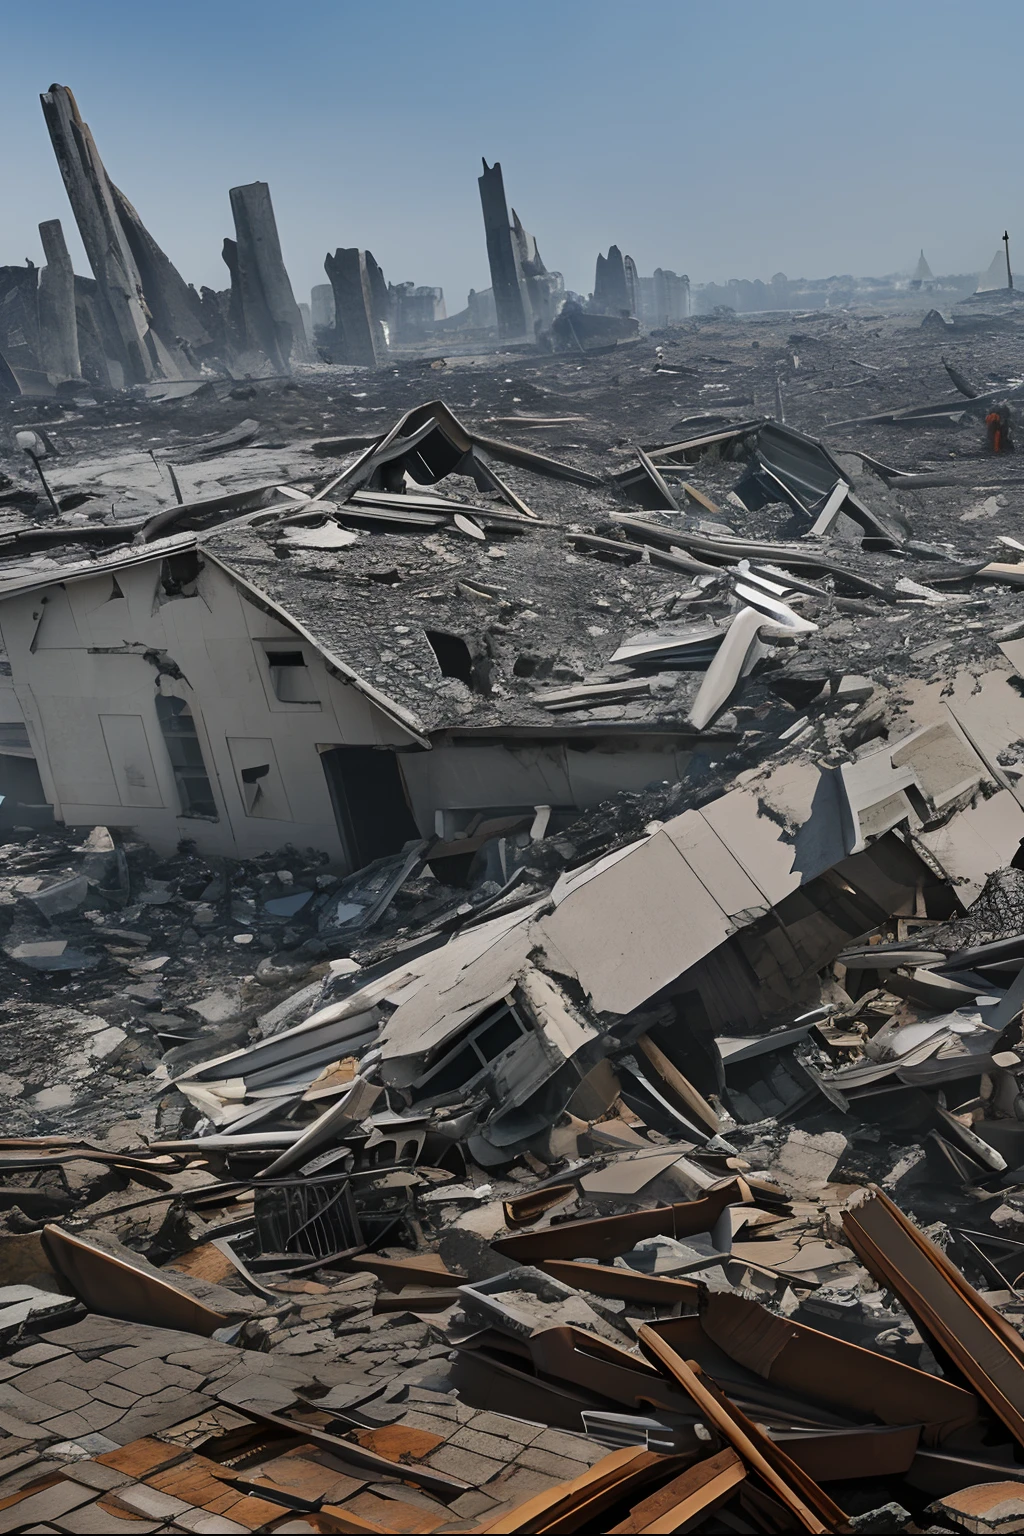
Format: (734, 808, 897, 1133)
(478, 159, 528, 340)
(652, 267, 690, 326)
(227, 182, 312, 374)
(40, 84, 205, 384)
(36, 221, 81, 384)
(623, 254, 639, 318)
(593, 245, 631, 315)
(510, 211, 563, 335)
(324, 248, 388, 367)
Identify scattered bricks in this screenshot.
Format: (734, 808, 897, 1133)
(18, 1360, 115, 1394)
(108, 1392, 216, 1445)
(447, 1488, 501, 1520)
(0, 1458, 63, 1498)
(145, 1462, 236, 1512)
(394, 1409, 460, 1438)
(481, 1463, 562, 1511)
(463, 1411, 544, 1446)
(164, 1348, 239, 1373)
(0, 1384, 62, 1424)
(107, 1366, 177, 1397)
(422, 1443, 507, 1485)
(39, 1411, 98, 1440)
(27, 1381, 94, 1413)
(173, 1514, 249, 1534)
(212, 1492, 302, 1530)
(63, 1459, 135, 1490)
(9, 1345, 70, 1367)
(0, 1478, 95, 1533)
(47, 1502, 164, 1534)
(514, 1444, 592, 1481)
(331, 1490, 447, 1533)
(270, 1334, 320, 1356)
(447, 1426, 524, 1464)
(351, 1425, 445, 1461)
(529, 1427, 606, 1463)
(91, 1383, 139, 1409)
(0, 1408, 57, 1440)
(95, 1437, 188, 1478)
(0, 1448, 41, 1481)
(45, 1399, 125, 1435)
(105, 1485, 194, 1520)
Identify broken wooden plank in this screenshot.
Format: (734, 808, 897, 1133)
(536, 1261, 701, 1307)
(606, 1448, 746, 1534)
(842, 1185, 1024, 1449)
(41, 1224, 229, 1336)
(491, 1181, 749, 1262)
(636, 1329, 846, 1534)
(480, 1446, 678, 1535)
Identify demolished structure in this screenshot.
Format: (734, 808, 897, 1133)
(14, 95, 1024, 1536)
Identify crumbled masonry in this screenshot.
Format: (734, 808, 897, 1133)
(13, 85, 1024, 1536)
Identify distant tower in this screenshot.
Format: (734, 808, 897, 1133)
(593, 246, 630, 314)
(910, 250, 933, 289)
(977, 249, 1009, 293)
(478, 160, 528, 340)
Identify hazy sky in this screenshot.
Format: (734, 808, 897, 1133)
(1, 0, 1020, 310)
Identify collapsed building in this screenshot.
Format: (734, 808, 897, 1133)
(2, 86, 698, 392)
(13, 83, 1024, 1536)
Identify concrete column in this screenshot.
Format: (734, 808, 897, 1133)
(40, 84, 182, 383)
(364, 251, 392, 351)
(229, 182, 312, 373)
(37, 220, 81, 383)
(108, 183, 210, 359)
(311, 284, 335, 331)
(478, 160, 527, 341)
(623, 255, 639, 318)
(324, 248, 381, 368)
(594, 246, 630, 315)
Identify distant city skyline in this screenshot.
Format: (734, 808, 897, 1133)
(0, 0, 1019, 311)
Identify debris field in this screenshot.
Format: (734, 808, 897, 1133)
(12, 82, 1024, 1536)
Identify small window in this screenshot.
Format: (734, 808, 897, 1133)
(476, 1009, 523, 1061)
(265, 648, 320, 703)
(258, 642, 321, 706)
(240, 762, 272, 814)
(155, 695, 218, 819)
(160, 552, 202, 597)
(228, 737, 292, 820)
(410, 999, 531, 1103)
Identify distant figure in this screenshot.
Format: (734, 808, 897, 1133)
(987, 408, 1015, 453)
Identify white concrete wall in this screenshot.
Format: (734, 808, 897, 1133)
(400, 740, 694, 828)
(0, 555, 414, 864)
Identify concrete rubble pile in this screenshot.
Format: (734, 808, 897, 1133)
(13, 242, 1024, 1535)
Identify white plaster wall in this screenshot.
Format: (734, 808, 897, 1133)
(400, 740, 693, 827)
(0, 557, 415, 865)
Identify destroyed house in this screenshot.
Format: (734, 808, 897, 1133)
(0, 405, 747, 867)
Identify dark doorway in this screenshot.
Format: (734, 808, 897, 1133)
(320, 747, 421, 870)
(0, 750, 52, 830)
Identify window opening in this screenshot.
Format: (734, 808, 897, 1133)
(240, 762, 271, 814)
(265, 646, 319, 703)
(154, 695, 218, 818)
(160, 552, 202, 597)
(409, 998, 531, 1104)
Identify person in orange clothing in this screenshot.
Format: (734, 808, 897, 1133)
(987, 407, 1015, 452)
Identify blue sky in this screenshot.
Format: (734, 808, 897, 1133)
(1, 0, 1020, 309)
